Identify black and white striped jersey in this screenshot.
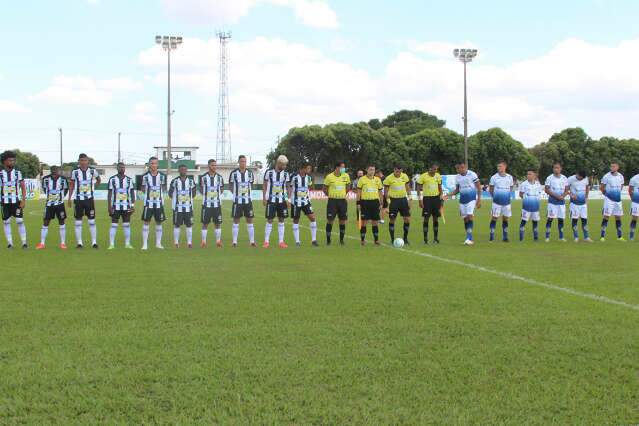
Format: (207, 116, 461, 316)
(0, 169, 23, 204)
(289, 173, 312, 207)
(108, 174, 136, 211)
(141, 171, 166, 208)
(199, 172, 224, 208)
(263, 168, 290, 203)
(229, 168, 254, 204)
(42, 175, 69, 207)
(71, 167, 100, 200)
(170, 176, 196, 212)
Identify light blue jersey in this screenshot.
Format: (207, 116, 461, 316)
(489, 173, 513, 206)
(545, 174, 568, 206)
(630, 174, 639, 203)
(519, 180, 542, 212)
(601, 172, 624, 202)
(456, 170, 479, 204)
(567, 175, 589, 206)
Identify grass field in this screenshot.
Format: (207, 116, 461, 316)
(1, 198, 638, 424)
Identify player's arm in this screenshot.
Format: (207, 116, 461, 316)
(129, 181, 136, 212)
(629, 184, 634, 199)
(544, 185, 559, 201)
(322, 182, 329, 197)
(95, 172, 101, 186)
(67, 173, 75, 206)
(107, 181, 113, 215)
(191, 179, 197, 198)
(63, 178, 69, 198)
(475, 180, 482, 208)
(262, 174, 268, 206)
(19, 179, 26, 209)
(599, 182, 606, 196)
(449, 184, 459, 197)
(286, 181, 293, 207)
(585, 181, 590, 200)
(168, 180, 175, 198)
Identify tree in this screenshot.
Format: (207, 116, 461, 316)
(530, 128, 593, 178)
(0, 150, 42, 178)
(380, 110, 446, 130)
(469, 128, 538, 180)
(404, 128, 465, 175)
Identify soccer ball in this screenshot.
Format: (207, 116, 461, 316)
(393, 238, 405, 248)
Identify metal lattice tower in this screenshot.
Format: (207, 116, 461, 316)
(216, 31, 232, 163)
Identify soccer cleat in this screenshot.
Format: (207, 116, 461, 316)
(250, 242, 257, 247)
(92, 243, 98, 249)
(379, 220, 385, 224)
(584, 238, 593, 243)
(545, 238, 550, 243)
(7, 244, 12, 249)
(618, 237, 627, 242)
(141, 245, 148, 251)
(424, 240, 429, 245)
(125, 244, 134, 249)
(326, 240, 331, 246)
(200, 241, 207, 248)
(339, 240, 345, 246)
(175, 243, 180, 249)
(404, 240, 410, 246)
(311, 241, 319, 247)
(433, 239, 440, 244)
(60, 243, 67, 250)
(156, 244, 165, 250)
(600, 237, 606, 242)
(279, 242, 288, 249)
(187, 243, 193, 249)
(232, 242, 237, 248)
(463, 239, 474, 246)
(22, 243, 28, 249)
(262, 241, 270, 249)
(360, 240, 365, 246)
(574, 238, 579, 243)
(107, 245, 115, 250)
(559, 238, 567, 242)
(295, 242, 301, 247)
(76, 244, 83, 249)
(216, 240, 222, 248)
(374, 240, 381, 246)
(36, 243, 46, 250)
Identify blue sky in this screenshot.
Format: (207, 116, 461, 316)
(2, 0, 639, 165)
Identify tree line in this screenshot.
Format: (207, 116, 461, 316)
(267, 110, 639, 181)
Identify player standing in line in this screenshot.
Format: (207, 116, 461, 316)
(600, 162, 625, 242)
(567, 170, 592, 243)
(199, 159, 224, 248)
(169, 164, 196, 248)
(229, 155, 256, 247)
(0, 151, 27, 249)
(353, 169, 364, 228)
(375, 170, 388, 224)
(140, 157, 166, 250)
(544, 162, 568, 242)
(107, 163, 136, 250)
(447, 162, 482, 245)
(288, 163, 319, 246)
(518, 170, 542, 241)
(416, 163, 443, 244)
(628, 172, 639, 241)
(37, 166, 68, 249)
(357, 165, 383, 245)
(323, 161, 351, 245)
(383, 165, 411, 244)
(68, 153, 100, 249)
(488, 161, 514, 242)
(262, 155, 290, 249)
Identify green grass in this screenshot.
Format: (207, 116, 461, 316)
(1, 199, 638, 424)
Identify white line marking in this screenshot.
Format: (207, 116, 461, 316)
(302, 223, 639, 312)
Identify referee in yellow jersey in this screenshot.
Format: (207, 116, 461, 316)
(416, 163, 443, 244)
(323, 161, 351, 245)
(383, 165, 412, 244)
(356, 165, 383, 245)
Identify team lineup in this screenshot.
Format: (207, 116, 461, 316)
(2, 149, 639, 250)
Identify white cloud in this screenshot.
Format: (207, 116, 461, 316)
(161, 0, 337, 28)
(129, 101, 159, 123)
(0, 100, 30, 113)
(30, 75, 141, 106)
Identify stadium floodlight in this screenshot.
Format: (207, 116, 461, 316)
(155, 34, 183, 177)
(453, 47, 479, 167)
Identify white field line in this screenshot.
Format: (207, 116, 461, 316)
(299, 223, 639, 313)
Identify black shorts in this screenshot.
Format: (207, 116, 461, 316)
(111, 210, 132, 223)
(360, 199, 381, 221)
(173, 211, 193, 227)
(141, 206, 166, 223)
(291, 204, 314, 219)
(422, 196, 442, 217)
(389, 198, 411, 219)
(2, 203, 23, 220)
(44, 204, 66, 222)
(201, 206, 223, 225)
(327, 198, 348, 221)
(265, 202, 289, 220)
(232, 202, 254, 219)
(74, 199, 96, 220)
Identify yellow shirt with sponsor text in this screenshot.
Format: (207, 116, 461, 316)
(417, 172, 442, 197)
(383, 173, 410, 198)
(324, 172, 351, 199)
(357, 175, 383, 200)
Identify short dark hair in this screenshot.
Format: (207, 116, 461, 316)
(50, 165, 60, 172)
(78, 153, 88, 160)
(335, 161, 345, 168)
(611, 161, 619, 166)
(498, 160, 507, 165)
(179, 164, 187, 169)
(148, 156, 158, 163)
(527, 169, 537, 173)
(0, 150, 16, 163)
(430, 163, 439, 168)
(208, 159, 217, 165)
(238, 155, 246, 161)
(300, 162, 311, 169)
(456, 161, 466, 166)
(394, 164, 403, 170)
(577, 170, 587, 178)
(117, 162, 125, 167)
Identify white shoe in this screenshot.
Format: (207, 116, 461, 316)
(584, 238, 593, 243)
(156, 244, 165, 250)
(559, 238, 567, 242)
(379, 220, 385, 224)
(463, 239, 474, 246)
(545, 238, 550, 243)
(574, 238, 579, 243)
(141, 245, 148, 251)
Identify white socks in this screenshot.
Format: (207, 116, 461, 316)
(265, 223, 273, 242)
(3, 220, 11, 246)
(310, 221, 317, 242)
(201, 229, 208, 243)
(123, 223, 131, 245)
(109, 223, 117, 246)
(41, 225, 48, 244)
(155, 225, 163, 247)
(60, 224, 66, 244)
(142, 223, 150, 247)
(248, 223, 255, 244)
(16, 219, 26, 244)
(75, 220, 82, 245)
(293, 223, 300, 243)
(232, 223, 239, 244)
(88, 219, 97, 245)
(278, 222, 285, 243)
(173, 227, 180, 245)
(215, 228, 222, 242)
(186, 227, 192, 245)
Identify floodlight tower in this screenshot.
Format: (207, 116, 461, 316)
(216, 31, 232, 163)
(155, 35, 183, 176)
(453, 48, 478, 167)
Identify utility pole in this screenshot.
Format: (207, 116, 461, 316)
(58, 128, 63, 167)
(453, 48, 478, 167)
(216, 31, 232, 163)
(117, 132, 122, 163)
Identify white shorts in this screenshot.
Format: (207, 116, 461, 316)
(459, 200, 476, 217)
(632, 202, 639, 217)
(547, 204, 566, 219)
(491, 203, 512, 218)
(521, 210, 540, 222)
(603, 198, 623, 217)
(570, 204, 588, 219)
